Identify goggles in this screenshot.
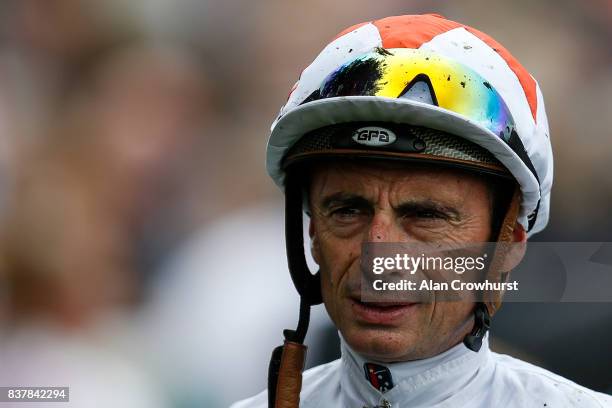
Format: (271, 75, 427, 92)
(303, 48, 516, 142)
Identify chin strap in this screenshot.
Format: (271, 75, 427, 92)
(268, 172, 320, 408)
(463, 187, 522, 352)
(463, 302, 491, 352)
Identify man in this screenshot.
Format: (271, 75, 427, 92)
(233, 14, 612, 408)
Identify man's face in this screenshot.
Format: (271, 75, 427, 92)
(308, 161, 493, 362)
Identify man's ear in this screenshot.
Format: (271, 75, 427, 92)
(513, 221, 527, 243)
(500, 221, 527, 272)
(309, 218, 321, 265)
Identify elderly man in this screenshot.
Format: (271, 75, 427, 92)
(233, 14, 612, 408)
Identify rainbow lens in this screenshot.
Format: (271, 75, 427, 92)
(303, 48, 515, 142)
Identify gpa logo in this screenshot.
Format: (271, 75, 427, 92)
(352, 127, 397, 147)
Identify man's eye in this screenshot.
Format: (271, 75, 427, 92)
(415, 210, 444, 219)
(330, 207, 362, 219)
(403, 209, 447, 221)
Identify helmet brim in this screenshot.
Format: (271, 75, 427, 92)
(267, 96, 541, 233)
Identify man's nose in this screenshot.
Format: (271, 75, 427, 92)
(367, 212, 404, 243)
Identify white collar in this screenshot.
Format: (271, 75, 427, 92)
(339, 333, 490, 407)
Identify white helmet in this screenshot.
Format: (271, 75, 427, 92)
(267, 13, 553, 236)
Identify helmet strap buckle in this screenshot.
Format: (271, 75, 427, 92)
(463, 302, 491, 352)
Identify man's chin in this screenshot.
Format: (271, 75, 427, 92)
(341, 325, 422, 362)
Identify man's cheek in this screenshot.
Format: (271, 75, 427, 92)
(318, 255, 350, 318)
(321, 243, 359, 286)
(447, 215, 491, 243)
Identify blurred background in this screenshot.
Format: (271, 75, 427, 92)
(0, 0, 610, 407)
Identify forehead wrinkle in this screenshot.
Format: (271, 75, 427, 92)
(309, 160, 491, 212)
(311, 163, 386, 204)
(387, 174, 466, 210)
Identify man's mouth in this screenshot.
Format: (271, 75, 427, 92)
(350, 297, 418, 324)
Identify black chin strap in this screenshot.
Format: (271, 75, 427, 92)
(463, 302, 491, 352)
(283, 171, 322, 305)
(284, 297, 311, 344)
(268, 172, 320, 407)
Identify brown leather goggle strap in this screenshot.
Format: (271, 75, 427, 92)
(273, 341, 307, 408)
(485, 186, 522, 315)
